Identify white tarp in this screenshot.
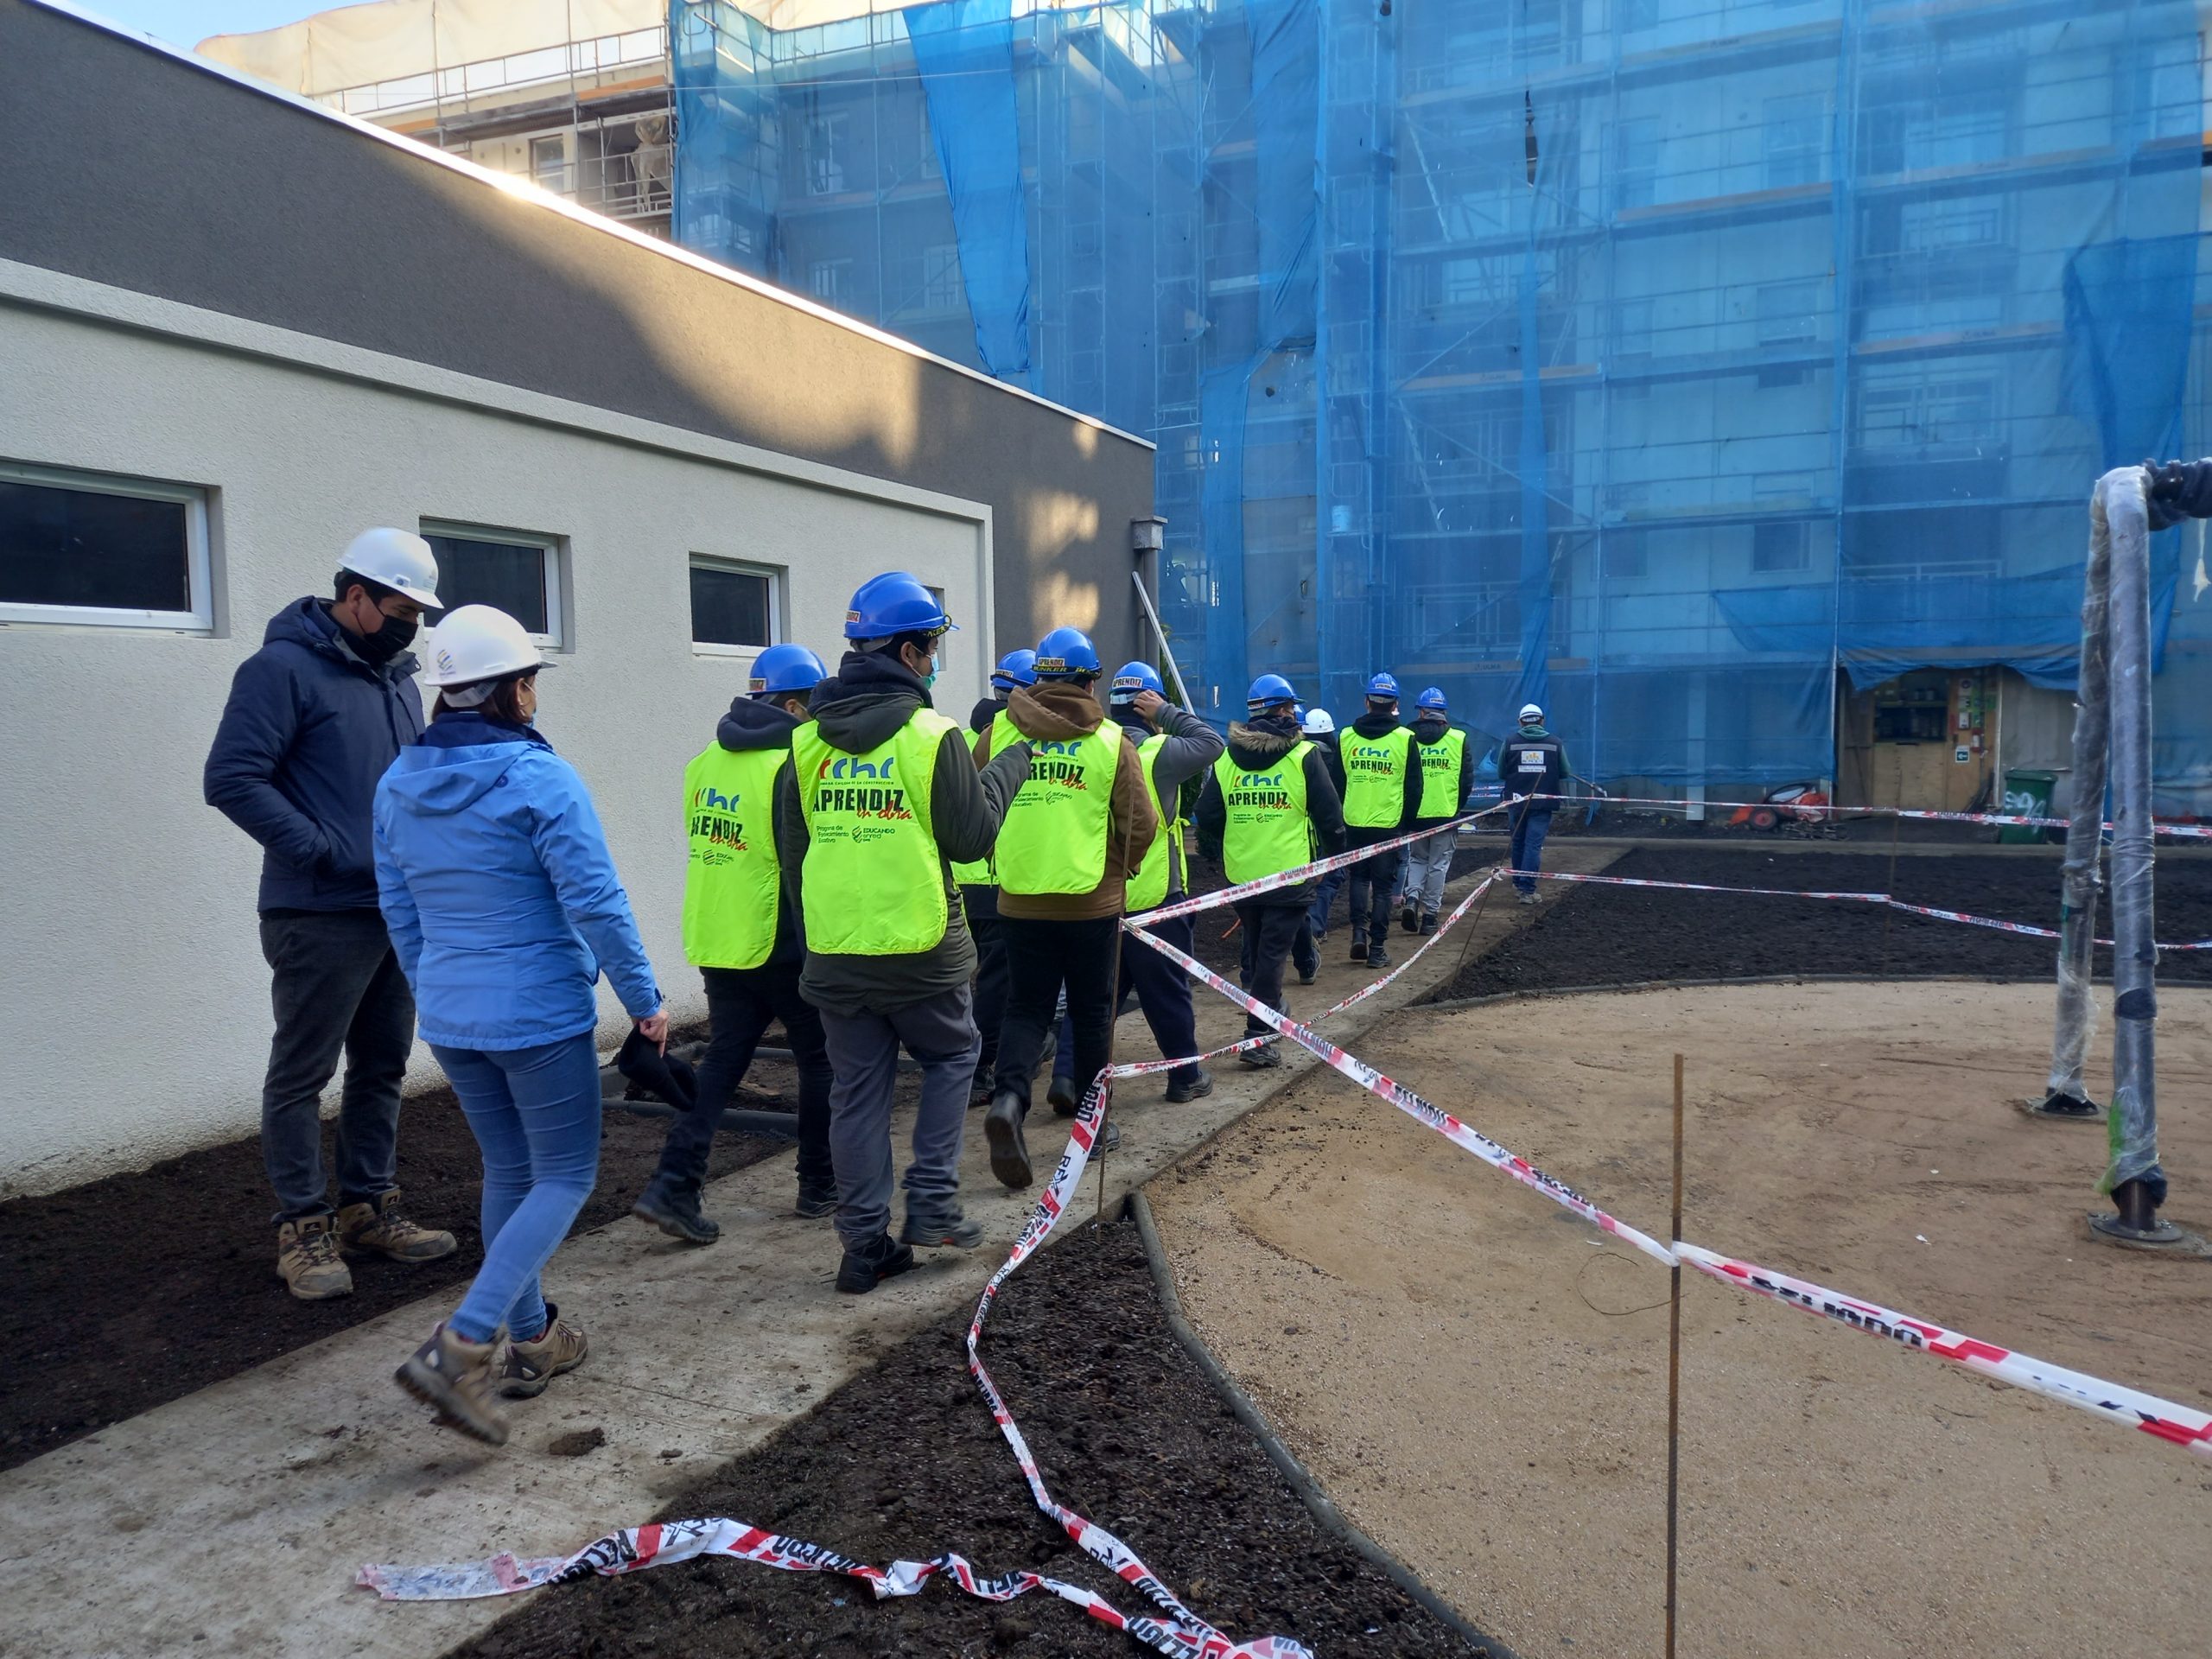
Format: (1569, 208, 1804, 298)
(197, 0, 666, 96)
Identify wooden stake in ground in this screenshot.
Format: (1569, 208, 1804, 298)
(1665, 1052, 1685, 1659)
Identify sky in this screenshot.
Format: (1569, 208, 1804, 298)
(67, 2, 330, 49)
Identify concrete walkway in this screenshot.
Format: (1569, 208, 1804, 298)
(0, 844, 1621, 1659)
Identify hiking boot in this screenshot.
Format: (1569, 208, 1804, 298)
(836, 1233, 916, 1295)
(900, 1205, 983, 1250)
(276, 1215, 353, 1300)
(1400, 904, 1419, 935)
(395, 1322, 508, 1445)
(1297, 963, 1319, 985)
(1367, 942, 1390, 970)
(1348, 929, 1368, 962)
(1097, 1119, 1122, 1153)
(337, 1190, 455, 1264)
(1420, 912, 1438, 935)
(1165, 1068, 1215, 1104)
(985, 1090, 1033, 1189)
(632, 1175, 720, 1244)
(968, 1079, 994, 1110)
(1046, 1074, 1081, 1117)
(794, 1182, 838, 1220)
(1238, 1040, 1284, 1070)
(500, 1304, 588, 1398)
(1516, 890, 1541, 906)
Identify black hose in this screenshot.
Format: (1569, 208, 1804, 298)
(1123, 1191, 1520, 1659)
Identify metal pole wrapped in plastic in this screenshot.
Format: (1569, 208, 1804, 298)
(2091, 467, 2183, 1247)
(2035, 492, 2110, 1119)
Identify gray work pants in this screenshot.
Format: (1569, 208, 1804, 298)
(1402, 829, 1454, 918)
(259, 908, 416, 1222)
(820, 984, 981, 1250)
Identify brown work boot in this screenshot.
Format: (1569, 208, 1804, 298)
(338, 1189, 457, 1263)
(499, 1304, 588, 1399)
(395, 1322, 509, 1445)
(276, 1215, 353, 1300)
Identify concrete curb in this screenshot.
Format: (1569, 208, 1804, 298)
(1124, 1190, 1519, 1659)
(1421, 970, 2048, 1014)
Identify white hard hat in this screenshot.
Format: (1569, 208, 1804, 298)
(339, 527, 443, 609)
(1301, 708, 1335, 735)
(1518, 702, 1544, 721)
(422, 604, 553, 688)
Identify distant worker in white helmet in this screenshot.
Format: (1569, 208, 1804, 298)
(205, 528, 459, 1301)
(1497, 701, 1571, 905)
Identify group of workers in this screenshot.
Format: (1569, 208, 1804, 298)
(203, 531, 1566, 1447)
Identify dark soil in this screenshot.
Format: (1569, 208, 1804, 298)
(456, 1218, 1493, 1659)
(1434, 846, 2212, 1001)
(0, 1033, 789, 1473)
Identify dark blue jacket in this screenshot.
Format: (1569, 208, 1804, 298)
(204, 598, 426, 913)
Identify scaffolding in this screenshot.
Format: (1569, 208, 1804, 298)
(672, 0, 2210, 801)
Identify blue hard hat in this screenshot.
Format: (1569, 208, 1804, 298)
(991, 648, 1039, 690)
(844, 571, 956, 640)
(1109, 660, 1166, 702)
(749, 642, 827, 698)
(1416, 685, 1448, 713)
(1366, 671, 1401, 699)
(1033, 626, 1101, 677)
(1247, 672, 1297, 709)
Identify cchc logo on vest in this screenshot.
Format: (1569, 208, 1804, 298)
(1228, 770, 1294, 810)
(1029, 738, 1092, 790)
(688, 786, 748, 862)
(815, 754, 914, 824)
(1348, 743, 1398, 775)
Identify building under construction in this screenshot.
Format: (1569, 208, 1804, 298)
(207, 0, 2212, 811)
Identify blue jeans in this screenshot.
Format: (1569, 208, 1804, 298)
(1510, 804, 1554, 894)
(434, 1034, 602, 1344)
(1306, 868, 1345, 936)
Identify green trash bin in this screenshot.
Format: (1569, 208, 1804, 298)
(1999, 769, 2056, 844)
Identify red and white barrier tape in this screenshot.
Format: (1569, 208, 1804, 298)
(1135, 809, 1503, 925)
(1676, 1244, 2212, 1456)
(1122, 917, 1678, 1266)
(1125, 859, 2212, 1464)
(1524, 791, 2212, 839)
(1524, 868, 2212, 950)
(362, 1067, 1312, 1656)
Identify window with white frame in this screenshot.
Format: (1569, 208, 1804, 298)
(0, 460, 213, 630)
(690, 557, 782, 651)
(805, 111, 850, 195)
(421, 524, 563, 644)
(810, 257, 854, 308)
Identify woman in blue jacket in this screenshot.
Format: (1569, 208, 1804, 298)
(374, 605, 664, 1446)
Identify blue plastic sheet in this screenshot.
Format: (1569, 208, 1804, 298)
(671, 0, 2212, 799)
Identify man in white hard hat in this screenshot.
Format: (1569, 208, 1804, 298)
(206, 529, 458, 1300)
(1497, 701, 1571, 906)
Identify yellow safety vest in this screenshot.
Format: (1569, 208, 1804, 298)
(1338, 724, 1414, 829)
(1125, 732, 1184, 912)
(790, 709, 954, 955)
(994, 720, 1124, 895)
(681, 741, 789, 970)
(1415, 728, 1467, 819)
(1213, 741, 1315, 885)
(949, 715, 1002, 887)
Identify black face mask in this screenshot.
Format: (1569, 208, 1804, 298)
(352, 613, 417, 664)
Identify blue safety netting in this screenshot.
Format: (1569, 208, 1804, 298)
(671, 0, 2210, 803)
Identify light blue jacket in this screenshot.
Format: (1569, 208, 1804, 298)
(373, 717, 660, 1051)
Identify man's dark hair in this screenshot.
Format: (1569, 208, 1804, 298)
(334, 569, 404, 606)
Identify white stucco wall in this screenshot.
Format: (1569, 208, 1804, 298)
(0, 265, 995, 1197)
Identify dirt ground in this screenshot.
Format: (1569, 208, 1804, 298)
(0, 1045, 791, 1471)
(1436, 845, 2212, 998)
(1150, 979, 2212, 1659)
(452, 1217, 1494, 1659)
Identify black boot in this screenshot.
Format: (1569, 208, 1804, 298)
(1420, 912, 1438, 935)
(632, 1175, 719, 1245)
(985, 1089, 1033, 1189)
(1165, 1067, 1215, 1103)
(835, 1232, 916, 1294)
(793, 1179, 837, 1220)
(1400, 903, 1419, 934)
(1348, 927, 1369, 962)
(1046, 1074, 1081, 1117)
